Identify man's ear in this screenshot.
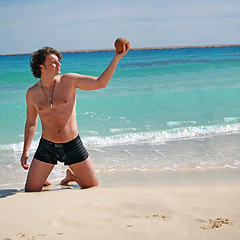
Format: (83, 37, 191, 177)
(39, 65, 44, 70)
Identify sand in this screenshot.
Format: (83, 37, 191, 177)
(0, 169, 240, 240)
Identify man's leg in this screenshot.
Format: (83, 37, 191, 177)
(61, 157, 98, 189)
(25, 158, 55, 192)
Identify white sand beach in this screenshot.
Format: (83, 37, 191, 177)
(0, 169, 240, 240)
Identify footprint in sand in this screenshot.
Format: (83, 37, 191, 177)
(16, 232, 46, 239)
(152, 214, 167, 220)
(199, 218, 233, 230)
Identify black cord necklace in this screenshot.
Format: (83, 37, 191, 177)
(40, 79, 56, 108)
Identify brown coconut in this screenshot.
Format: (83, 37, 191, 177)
(114, 38, 128, 52)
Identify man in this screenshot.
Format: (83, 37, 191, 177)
(20, 43, 130, 192)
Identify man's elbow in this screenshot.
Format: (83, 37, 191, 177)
(25, 120, 38, 129)
(96, 81, 108, 89)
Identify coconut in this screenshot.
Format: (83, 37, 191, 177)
(114, 38, 128, 52)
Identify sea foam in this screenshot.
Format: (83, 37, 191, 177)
(1, 123, 240, 152)
(83, 123, 240, 147)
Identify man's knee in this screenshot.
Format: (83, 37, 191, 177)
(25, 183, 43, 192)
(81, 179, 99, 189)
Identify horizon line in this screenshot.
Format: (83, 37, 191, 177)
(1, 43, 240, 56)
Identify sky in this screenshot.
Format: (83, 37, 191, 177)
(0, 0, 240, 54)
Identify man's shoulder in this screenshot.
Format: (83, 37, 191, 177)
(61, 73, 79, 79)
(26, 81, 41, 99)
(27, 81, 40, 93)
(59, 73, 79, 87)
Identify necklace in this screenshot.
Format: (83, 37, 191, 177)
(40, 79, 56, 108)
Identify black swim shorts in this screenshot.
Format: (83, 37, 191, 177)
(34, 135, 89, 165)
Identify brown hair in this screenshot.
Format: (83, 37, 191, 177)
(29, 47, 62, 78)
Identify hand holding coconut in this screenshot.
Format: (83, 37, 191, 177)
(114, 37, 130, 59)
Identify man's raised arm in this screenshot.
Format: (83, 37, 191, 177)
(70, 42, 130, 91)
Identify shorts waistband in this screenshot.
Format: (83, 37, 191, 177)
(40, 135, 80, 147)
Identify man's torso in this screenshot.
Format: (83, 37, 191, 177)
(29, 74, 79, 143)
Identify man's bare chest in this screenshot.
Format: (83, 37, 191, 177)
(35, 87, 75, 112)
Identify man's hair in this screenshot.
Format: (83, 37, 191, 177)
(29, 47, 62, 78)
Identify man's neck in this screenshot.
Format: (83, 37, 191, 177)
(41, 75, 57, 88)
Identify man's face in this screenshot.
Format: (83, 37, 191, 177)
(41, 54, 61, 76)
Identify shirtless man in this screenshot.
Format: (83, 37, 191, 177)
(20, 43, 130, 192)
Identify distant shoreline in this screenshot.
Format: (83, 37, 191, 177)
(1, 44, 240, 56)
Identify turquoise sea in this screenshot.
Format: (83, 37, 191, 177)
(1, 46, 240, 187)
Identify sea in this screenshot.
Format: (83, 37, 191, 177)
(1, 45, 240, 187)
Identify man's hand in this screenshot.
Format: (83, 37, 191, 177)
(21, 152, 29, 170)
(114, 41, 130, 60)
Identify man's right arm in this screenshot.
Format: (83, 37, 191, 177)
(20, 90, 38, 170)
(73, 42, 130, 91)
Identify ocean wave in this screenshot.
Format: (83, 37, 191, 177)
(1, 123, 240, 152)
(109, 128, 137, 133)
(0, 140, 39, 154)
(167, 121, 196, 127)
(83, 123, 240, 147)
(223, 117, 239, 123)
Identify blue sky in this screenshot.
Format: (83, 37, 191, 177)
(0, 0, 240, 54)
